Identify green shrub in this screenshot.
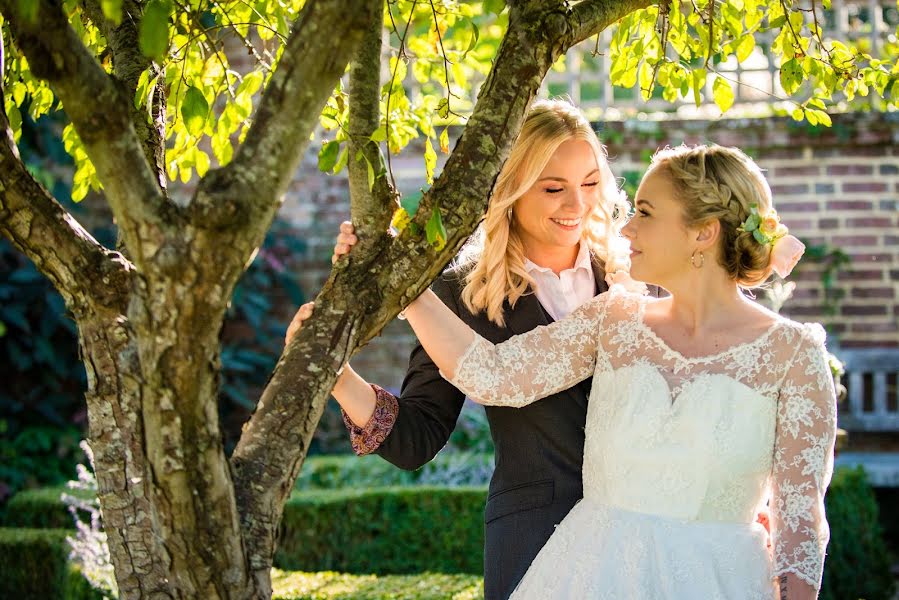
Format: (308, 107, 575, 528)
(276, 487, 487, 575)
(820, 466, 896, 600)
(295, 453, 493, 490)
(1, 485, 91, 529)
(271, 569, 483, 600)
(0, 527, 106, 599)
(0, 528, 481, 600)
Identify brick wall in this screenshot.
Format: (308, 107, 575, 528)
(279, 111, 899, 390)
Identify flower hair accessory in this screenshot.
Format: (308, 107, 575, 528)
(738, 204, 805, 278)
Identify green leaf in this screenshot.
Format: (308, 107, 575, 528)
(424, 137, 437, 184)
(333, 146, 349, 174)
(426, 207, 447, 251)
(139, 0, 172, 61)
(779, 58, 803, 95)
(101, 0, 123, 25)
(712, 75, 735, 113)
(181, 86, 209, 137)
(370, 127, 387, 143)
(318, 140, 341, 172)
(364, 153, 376, 191)
(439, 128, 450, 154)
(464, 20, 479, 57)
(437, 98, 449, 119)
(195, 149, 210, 177)
(691, 68, 707, 108)
(735, 35, 755, 63)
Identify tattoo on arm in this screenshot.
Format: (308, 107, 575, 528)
(779, 575, 788, 600)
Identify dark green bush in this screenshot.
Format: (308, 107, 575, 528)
(294, 452, 493, 490)
(0, 528, 480, 600)
(820, 466, 896, 600)
(276, 487, 487, 575)
(1, 485, 91, 529)
(0, 527, 106, 599)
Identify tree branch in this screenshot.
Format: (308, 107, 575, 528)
(191, 0, 382, 232)
(0, 0, 178, 268)
(82, 0, 168, 192)
(347, 0, 397, 237)
(229, 0, 642, 580)
(0, 98, 133, 316)
(569, 0, 655, 45)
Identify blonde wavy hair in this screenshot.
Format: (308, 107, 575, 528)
(455, 99, 630, 327)
(646, 144, 776, 287)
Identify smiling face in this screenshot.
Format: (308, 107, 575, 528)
(621, 168, 699, 288)
(512, 139, 601, 257)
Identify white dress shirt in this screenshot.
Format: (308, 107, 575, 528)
(523, 241, 596, 322)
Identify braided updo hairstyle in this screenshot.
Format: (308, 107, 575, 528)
(646, 144, 775, 287)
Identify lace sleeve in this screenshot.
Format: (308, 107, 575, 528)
(771, 323, 837, 590)
(443, 293, 606, 408)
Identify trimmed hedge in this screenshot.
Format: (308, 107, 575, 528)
(271, 569, 483, 600)
(294, 453, 493, 490)
(0, 528, 105, 599)
(0, 529, 481, 600)
(276, 487, 487, 575)
(820, 466, 896, 600)
(2, 485, 89, 529)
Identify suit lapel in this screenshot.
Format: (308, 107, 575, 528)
(507, 289, 549, 336)
(590, 252, 608, 297)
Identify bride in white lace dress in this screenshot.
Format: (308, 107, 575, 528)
(402, 144, 836, 599)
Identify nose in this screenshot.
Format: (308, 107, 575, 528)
(621, 217, 635, 239)
(564, 186, 590, 214)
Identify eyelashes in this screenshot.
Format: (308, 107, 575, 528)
(545, 182, 600, 194)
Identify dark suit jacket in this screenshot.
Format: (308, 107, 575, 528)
(376, 258, 609, 600)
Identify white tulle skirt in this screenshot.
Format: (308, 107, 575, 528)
(508, 498, 776, 600)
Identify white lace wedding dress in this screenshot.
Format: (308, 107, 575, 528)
(445, 286, 836, 599)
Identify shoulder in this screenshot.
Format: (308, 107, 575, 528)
(774, 316, 828, 349)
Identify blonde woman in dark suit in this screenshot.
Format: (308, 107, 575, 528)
(287, 99, 630, 599)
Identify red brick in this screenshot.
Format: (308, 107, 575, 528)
(787, 305, 827, 317)
(849, 287, 895, 299)
(842, 182, 888, 193)
(791, 288, 820, 300)
(827, 164, 874, 176)
(783, 218, 814, 231)
(841, 305, 888, 316)
(771, 183, 810, 195)
(847, 253, 894, 263)
(850, 322, 899, 334)
(780, 201, 822, 212)
(845, 217, 895, 228)
(763, 148, 806, 160)
(830, 235, 878, 246)
(826, 200, 873, 210)
(842, 339, 899, 348)
(777, 166, 822, 177)
(837, 270, 884, 281)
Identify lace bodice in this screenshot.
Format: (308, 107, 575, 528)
(447, 286, 837, 590)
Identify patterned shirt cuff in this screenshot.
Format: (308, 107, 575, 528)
(341, 384, 399, 455)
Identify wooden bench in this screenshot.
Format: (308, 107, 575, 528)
(833, 348, 899, 487)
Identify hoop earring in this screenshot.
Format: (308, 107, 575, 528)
(690, 250, 704, 268)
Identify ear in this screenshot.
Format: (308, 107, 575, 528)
(694, 219, 721, 251)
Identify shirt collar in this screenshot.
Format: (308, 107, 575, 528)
(524, 241, 592, 275)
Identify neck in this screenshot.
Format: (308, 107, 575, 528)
(661, 270, 746, 335)
(523, 241, 581, 275)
